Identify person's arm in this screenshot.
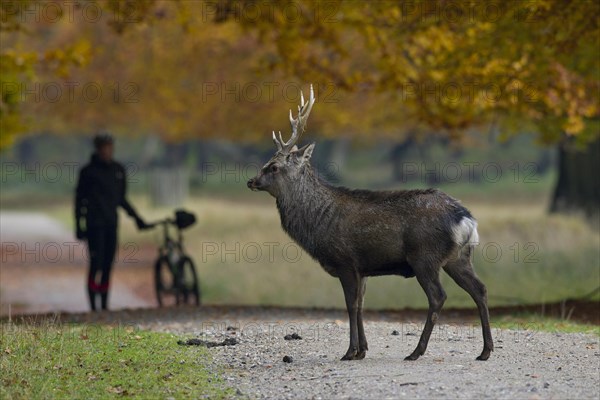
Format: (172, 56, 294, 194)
(75, 168, 88, 239)
(118, 165, 148, 229)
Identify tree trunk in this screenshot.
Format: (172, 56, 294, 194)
(328, 138, 350, 182)
(148, 168, 189, 207)
(147, 141, 190, 207)
(550, 139, 600, 219)
(16, 136, 35, 167)
(390, 137, 418, 183)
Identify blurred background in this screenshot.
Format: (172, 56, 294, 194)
(1, 0, 599, 315)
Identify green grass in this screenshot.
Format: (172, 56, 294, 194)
(150, 193, 598, 310)
(492, 314, 600, 336)
(0, 320, 232, 399)
(2, 184, 599, 310)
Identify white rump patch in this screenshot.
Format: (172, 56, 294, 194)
(453, 217, 479, 247)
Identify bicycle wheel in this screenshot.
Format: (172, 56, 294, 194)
(155, 256, 179, 307)
(178, 256, 201, 306)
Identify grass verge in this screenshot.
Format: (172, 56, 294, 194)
(0, 320, 232, 399)
(492, 314, 600, 336)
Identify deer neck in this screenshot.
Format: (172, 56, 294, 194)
(275, 165, 337, 250)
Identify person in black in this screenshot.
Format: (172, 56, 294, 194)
(75, 133, 149, 311)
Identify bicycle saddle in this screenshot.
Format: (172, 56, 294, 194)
(174, 209, 196, 230)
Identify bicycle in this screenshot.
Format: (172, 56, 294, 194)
(150, 210, 201, 307)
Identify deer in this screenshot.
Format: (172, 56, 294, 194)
(247, 85, 493, 361)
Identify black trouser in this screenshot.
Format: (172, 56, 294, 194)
(86, 225, 117, 311)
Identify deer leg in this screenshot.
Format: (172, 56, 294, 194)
(339, 272, 361, 361)
(443, 258, 493, 360)
(405, 271, 446, 361)
(356, 277, 368, 359)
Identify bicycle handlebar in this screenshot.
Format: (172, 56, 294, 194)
(147, 218, 176, 229)
(148, 209, 196, 231)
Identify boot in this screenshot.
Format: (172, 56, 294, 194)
(100, 292, 109, 310)
(88, 288, 98, 311)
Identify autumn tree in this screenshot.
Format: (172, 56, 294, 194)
(1, 0, 598, 215)
(198, 0, 600, 216)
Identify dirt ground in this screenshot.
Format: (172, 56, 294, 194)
(3, 254, 598, 323)
(0, 243, 157, 316)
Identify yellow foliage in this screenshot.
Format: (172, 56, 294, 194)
(0, 0, 598, 147)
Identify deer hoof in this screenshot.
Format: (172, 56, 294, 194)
(476, 350, 491, 361)
(404, 352, 421, 361)
(341, 349, 359, 361)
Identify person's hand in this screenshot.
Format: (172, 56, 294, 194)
(135, 217, 151, 230)
(76, 228, 87, 240)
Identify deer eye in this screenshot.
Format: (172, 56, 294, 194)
(270, 164, 279, 173)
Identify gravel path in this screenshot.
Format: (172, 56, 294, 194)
(126, 307, 599, 399)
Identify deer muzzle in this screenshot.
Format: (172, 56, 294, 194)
(247, 177, 259, 191)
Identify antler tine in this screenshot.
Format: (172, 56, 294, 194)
(278, 131, 285, 145)
(272, 131, 282, 151)
(279, 84, 315, 151)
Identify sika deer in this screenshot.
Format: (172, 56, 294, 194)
(247, 85, 493, 361)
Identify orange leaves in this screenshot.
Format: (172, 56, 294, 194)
(542, 63, 599, 136)
(1, 0, 599, 147)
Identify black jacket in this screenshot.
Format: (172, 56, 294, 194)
(75, 154, 140, 230)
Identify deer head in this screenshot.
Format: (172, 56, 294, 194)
(247, 85, 316, 197)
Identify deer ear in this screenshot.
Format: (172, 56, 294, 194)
(297, 142, 315, 164)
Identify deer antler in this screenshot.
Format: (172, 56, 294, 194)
(272, 84, 315, 153)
